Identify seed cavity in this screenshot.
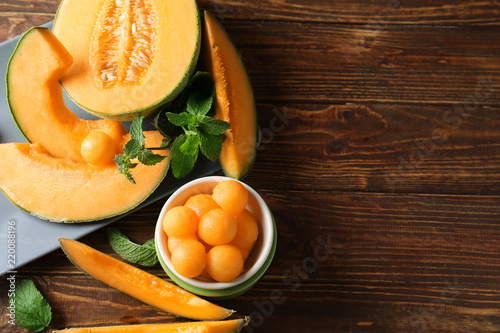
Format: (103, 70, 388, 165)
(90, 0, 157, 88)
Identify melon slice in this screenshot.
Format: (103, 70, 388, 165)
(58, 238, 234, 320)
(200, 11, 258, 179)
(52, 318, 249, 333)
(0, 131, 169, 222)
(6, 27, 127, 164)
(53, 0, 201, 120)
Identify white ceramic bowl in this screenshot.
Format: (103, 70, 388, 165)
(155, 176, 276, 299)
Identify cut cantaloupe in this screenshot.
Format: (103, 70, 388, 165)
(0, 131, 169, 222)
(52, 318, 249, 333)
(52, 0, 201, 120)
(200, 11, 258, 179)
(6, 27, 127, 164)
(58, 238, 234, 320)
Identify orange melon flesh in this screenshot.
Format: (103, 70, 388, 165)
(6, 27, 127, 164)
(200, 11, 258, 179)
(53, 0, 201, 120)
(58, 238, 234, 320)
(52, 318, 249, 333)
(0, 131, 168, 222)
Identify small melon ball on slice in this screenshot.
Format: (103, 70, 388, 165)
(167, 234, 198, 254)
(212, 180, 248, 216)
(206, 245, 244, 282)
(230, 209, 259, 261)
(198, 209, 237, 246)
(80, 131, 116, 165)
(171, 239, 206, 278)
(184, 194, 221, 219)
(162, 206, 198, 238)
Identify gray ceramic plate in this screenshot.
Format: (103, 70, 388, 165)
(0, 22, 221, 276)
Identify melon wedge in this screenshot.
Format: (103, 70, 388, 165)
(53, 318, 249, 333)
(58, 238, 234, 320)
(200, 11, 258, 179)
(0, 131, 168, 222)
(6, 27, 127, 164)
(53, 0, 201, 120)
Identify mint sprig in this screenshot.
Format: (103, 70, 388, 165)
(10, 279, 52, 332)
(114, 115, 167, 184)
(115, 72, 230, 182)
(155, 71, 230, 178)
(107, 227, 158, 267)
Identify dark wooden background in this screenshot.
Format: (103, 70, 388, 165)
(2, 0, 500, 332)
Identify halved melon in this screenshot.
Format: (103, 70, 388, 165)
(199, 11, 258, 179)
(53, 0, 201, 120)
(6, 27, 127, 163)
(0, 131, 169, 222)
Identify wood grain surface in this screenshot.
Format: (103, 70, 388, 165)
(1, 0, 500, 332)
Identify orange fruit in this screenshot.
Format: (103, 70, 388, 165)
(80, 131, 116, 165)
(167, 234, 198, 254)
(212, 180, 248, 216)
(198, 209, 237, 246)
(230, 209, 259, 261)
(170, 239, 206, 278)
(184, 194, 220, 219)
(206, 245, 244, 282)
(162, 206, 198, 238)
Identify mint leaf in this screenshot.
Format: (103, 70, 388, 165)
(198, 115, 231, 135)
(200, 131, 225, 162)
(122, 138, 141, 158)
(170, 134, 198, 178)
(180, 135, 200, 156)
(187, 90, 213, 116)
(166, 112, 192, 127)
(114, 154, 138, 185)
(11, 279, 52, 332)
(138, 148, 167, 166)
(107, 227, 158, 267)
(130, 115, 146, 147)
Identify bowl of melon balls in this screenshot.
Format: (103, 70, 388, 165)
(155, 176, 277, 299)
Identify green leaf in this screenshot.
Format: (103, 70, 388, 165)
(11, 279, 52, 332)
(114, 154, 138, 185)
(170, 134, 198, 179)
(198, 115, 231, 135)
(107, 227, 158, 267)
(138, 149, 167, 166)
(186, 90, 213, 116)
(180, 134, 200, 156)
(166, 112, 192, 127)
(130, 115, 146, 147)
(200, 131, 225, 162)
(122, 138, 141, 158)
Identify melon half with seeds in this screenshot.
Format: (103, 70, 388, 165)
(53, 0, 201, 120)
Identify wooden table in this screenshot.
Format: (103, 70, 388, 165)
(2, 0, 500, 332)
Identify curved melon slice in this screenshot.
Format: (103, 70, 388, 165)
(6, 27, 127, 164)
(0, 131, 168, 222)
(200, 11, 258, 179)
(58, 238, 234, 320)
(53, 318, 249, 333)
(53, 0, 201, 120)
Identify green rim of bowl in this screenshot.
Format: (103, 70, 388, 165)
(156, 212, 277, 300)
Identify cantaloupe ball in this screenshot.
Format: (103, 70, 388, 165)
(167, 234, 198, 254)
(212, 180, 248, 216)
(230, 209, 259, 261)
(80, 131, 116, 165)
(206, 245, 244, 282)
(184, 194, 220, 219)
(170, 239, 206, 278)
(162, 206, 198, 238)
(198, 209, 237, 246)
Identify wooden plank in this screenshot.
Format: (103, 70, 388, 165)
(2, 0, 500, 25)
(2, 191, 499, 332)
(246, 103, 500, 194)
